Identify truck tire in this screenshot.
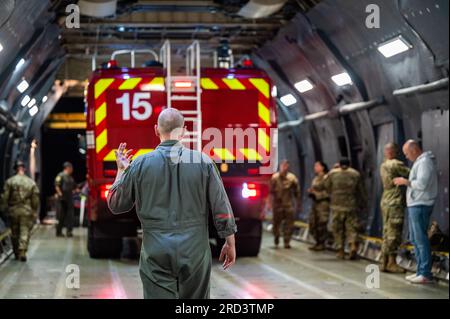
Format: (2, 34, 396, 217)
(236, 235, 261, 257)
(87, 223, 122, 259)
(235, 219, 262, 257)
(210, 219, 262, 257)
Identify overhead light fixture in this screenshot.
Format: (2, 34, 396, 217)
(21, 95, 31, 107)
(15, 58, 25, 70)
(17, 80, 29, 93)
(294, 79, 314, 93)
(0, 43, 3, 52)
(377, 36, 412, 58)
(280, 94, 297, 106)
(27, 98, 36, 108)
(271, 85, 278, 98)
(118, 26, 125, 32)
(29, 105, 39, 117)
(331, 72, 352, 86)
(42, 96, 48, 103)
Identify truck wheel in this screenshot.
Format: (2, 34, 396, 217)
(236, 236, 261, 257)
(235, 219, 262, 257)
(87, 224, 122, 259)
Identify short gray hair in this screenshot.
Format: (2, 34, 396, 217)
(157, 108, 185, 134)
(385, 142, 399, 154)
(404, 139, 421, 151)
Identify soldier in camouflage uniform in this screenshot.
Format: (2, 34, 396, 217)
(325, 158, 367, 260)
(307, 161, 330, 251)
(0, 161, 39, 261)
(55, 162, 77, 237)
(379, 143, 410, 273)
(269, 160, 301, 249)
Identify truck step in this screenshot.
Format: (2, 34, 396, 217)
(179, 110, 200, 115)
(170, 95, 199, 101)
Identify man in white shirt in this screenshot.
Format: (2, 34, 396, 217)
(394, 140, 438, 284)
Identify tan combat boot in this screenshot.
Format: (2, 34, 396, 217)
(379, 254, 388, 272)
(386, 254, 406, 273)
(336, 249, 345, 259)
(18, 250, 27, 262)
(309, 243, 325, 251)
(349, 242, 358, 260)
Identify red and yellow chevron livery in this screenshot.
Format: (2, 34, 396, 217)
(85, 64, 277, 258)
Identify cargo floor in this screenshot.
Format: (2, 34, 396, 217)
(0, 225, 447, 299)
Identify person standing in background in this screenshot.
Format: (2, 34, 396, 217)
(0, 161, 40, 261)
(307, 161, 330, 252)
(269, 160, 301, 249)
(325, 158, 367, 260)
(394, 140, 438, 284)
(54, 162, 77, 237)
(379, 143, 410, 273)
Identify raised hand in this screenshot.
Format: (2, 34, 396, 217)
(115, 143, 133, 171)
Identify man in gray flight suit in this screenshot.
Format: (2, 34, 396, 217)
(107, 108, 237, 299)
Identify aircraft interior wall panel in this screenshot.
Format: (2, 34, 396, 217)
(0, 0, 51, 77)
(277, 129, 302, 190)
(308, 0, 445, 126)
(421, 109, 449, 233)
(353, 111, 378, 231)
(6, 25, 62, 112)
(313, 119, 344, 167)
(296, 123, 317, 221)
(400, 0, 449, 68)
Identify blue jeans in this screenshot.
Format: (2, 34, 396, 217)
(407, 205, 433, 279)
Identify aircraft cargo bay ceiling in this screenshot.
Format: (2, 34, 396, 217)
(54, 0, 321, 96)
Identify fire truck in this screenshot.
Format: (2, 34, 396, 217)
(85, 41, 277, 258)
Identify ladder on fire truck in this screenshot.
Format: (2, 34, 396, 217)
(160, 40, 202, 152)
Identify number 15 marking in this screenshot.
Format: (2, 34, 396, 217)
(116, 92, 153, 121)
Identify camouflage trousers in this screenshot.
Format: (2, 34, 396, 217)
(10, 212, 35, 254)
(381, 205, 405, 255)
(308, 200, 330, 245)
(273, 207, 295, 245)
(331, 209, 359, 250)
